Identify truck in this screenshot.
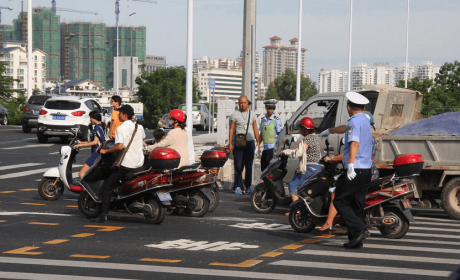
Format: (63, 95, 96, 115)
(273, 84, 460, 219)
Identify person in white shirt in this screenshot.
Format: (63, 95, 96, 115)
(92, 104, 145, 223)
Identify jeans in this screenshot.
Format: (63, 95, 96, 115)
(288, 164, 321, 194)
(233, 140, 255, 190)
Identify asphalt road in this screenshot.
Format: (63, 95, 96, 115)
(0, 125, 459, 280)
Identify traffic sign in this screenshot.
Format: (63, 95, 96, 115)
(209, 78, 215, 89)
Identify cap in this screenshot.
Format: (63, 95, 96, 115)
(346, 92, 369, 105)
(264, 99, 277, 109)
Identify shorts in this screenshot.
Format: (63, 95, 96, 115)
(288, 164, 321, 194)
(85, 152, 100, 167)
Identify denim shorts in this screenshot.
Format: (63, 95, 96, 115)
(288, 164, 321, 194)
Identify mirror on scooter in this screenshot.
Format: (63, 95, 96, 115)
(284, 139, 290, 147)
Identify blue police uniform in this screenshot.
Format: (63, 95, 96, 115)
(259, 115, 282, 150)
(342, 112, 373, 169)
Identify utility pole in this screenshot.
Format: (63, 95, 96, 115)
(186, 0, 195, 163)
(242, 0, 256, 104)
(295, 0, 302, 101)
(404, 0, 410, 89)
(347, 0, 353, 91)
(27, 0, 32, 99)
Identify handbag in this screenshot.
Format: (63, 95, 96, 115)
(111, 123, 138, 170)
(234, 111, 251, 149)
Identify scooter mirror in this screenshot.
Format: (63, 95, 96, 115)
(284, 139, 290, 147)
(292, 136, 297, 143)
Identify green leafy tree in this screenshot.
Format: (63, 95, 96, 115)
(0, 62, 22, 101)
(265, 69, 318, 101)
(0, 92, 26, 125)
(135, 67, 202, 128)
(33, 88, 41, 94)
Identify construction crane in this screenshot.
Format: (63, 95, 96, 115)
(0, 6, 13, 24)
(51, 0, 99, 15)
(115, 0, 157, 26)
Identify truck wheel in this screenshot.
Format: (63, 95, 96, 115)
(38, 178, 64, 201)
(288, 207, 316, 233)
(378, 207, 409, 239)
(23, 125, 32, 133)
(441, 177, 460, 220)
(250, 188, 277, 213)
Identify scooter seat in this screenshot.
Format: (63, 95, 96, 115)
(367, 175, 394, 193)
(172, 163, 201, 176)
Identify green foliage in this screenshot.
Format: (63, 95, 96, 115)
(396, 61, 460, 117)
(265, 69, 318, 101)
(135, 67, 202, 128)
(33, 88, 42, 94)
(0, 62, 23, 100)
(0, 92, 26, 125)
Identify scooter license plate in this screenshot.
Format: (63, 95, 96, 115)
(157, 191, 172, 202)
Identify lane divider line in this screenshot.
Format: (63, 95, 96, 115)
(43, 239, 69, 245)
(209, 260, 263, 267)
(315, 234, 335, 238)
(29, 222, 59, 226)
(3, 246, 43, 255)
(21, 203, 46, 206)
(0, 191, 15, 194)
(66, 205, 78, 208)
(0, 220, 5, 223)
(140, 258, 182, 263)
(260, 252, 284, 257)
(72, 233, 95, 238)
(281, 244, 304, 250)
(18, 189, 37, 191)
(70, 254, 110, 259)
(301, 239, 319, 243)
(84, 225, 124, 232)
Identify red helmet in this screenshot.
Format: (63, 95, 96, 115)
(299, 117, 314, 129)
(168, 109, 186, 123)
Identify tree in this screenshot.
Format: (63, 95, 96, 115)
(0, 62, 22, 101)
(0, 92, 26, 125)
(265, 69, 318, 101)
(135, 67, 202, 128)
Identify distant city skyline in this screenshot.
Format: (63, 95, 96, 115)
(2, 0, 459, 85)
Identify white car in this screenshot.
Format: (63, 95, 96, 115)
(178, 103, 212, 131)
(37, 96, 109, 143)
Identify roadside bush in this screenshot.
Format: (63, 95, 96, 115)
(0, 93, 26, 125)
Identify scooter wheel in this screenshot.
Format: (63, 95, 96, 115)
(78, 191, 101, 219)
(208, 185, 220, 212)
(288, 207, 316, 233)
(38, 178, 64, 201)
(378, 207, 409, 239)
(186, 190, 210, 217)
(144, 198, 167, 224)
(250, 188, 277, 213)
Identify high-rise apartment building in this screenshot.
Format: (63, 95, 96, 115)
(318, 69, 348, 93)
(414, 61, 440, 81)
(262, 36, 306, 86)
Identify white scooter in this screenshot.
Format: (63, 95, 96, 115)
(38, 129, 84, 200)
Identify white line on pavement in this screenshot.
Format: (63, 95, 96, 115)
(0, 272, 134, 280)
(295, 249, 460, 264)
(324, 241, 460, 254)
(413, 221, 460, 227)
(414, 216, 460, 224)
(270, 260, 450, 277)
(0, 163, 44, 171)
(0, 257, 358, 280)
(0, 144, 54, 150)
(407, 226, 460, 233)
(367, 237, 460, 246)
(0, 212, 75, 217)
(0, 165, 82, 180)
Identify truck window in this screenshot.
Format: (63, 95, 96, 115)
(293, 100, 338, 133)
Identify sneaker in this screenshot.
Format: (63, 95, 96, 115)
(246, 187, 253, 195)
(234, 187, 243, 195)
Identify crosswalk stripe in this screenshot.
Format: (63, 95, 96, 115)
(0, 271, 134, 280)
(413, 221, 460, 227)
(296, 249, 460, 264)
(415, 216, 460, 224)
(367, 237, 460, 246)
(324, 241, 460, 254)
(0, 165, 82, 180)
(410, 226, 460, 233)
(270, 260, 451, 277)
(0, 163, 44, 171)
(0, 144, 54, 150)
(370, 230, 460, 240)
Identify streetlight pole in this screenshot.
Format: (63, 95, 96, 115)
(27, 0, 32, 99)
(347, 0, 353, 91)
(404, 0, 410, 88)
(295, 0, 302, 102)
(116, 12, 136, 95)
(186, 0, 195, 163)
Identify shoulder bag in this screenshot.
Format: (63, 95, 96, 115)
(111, 123, 138, 170)
(235, 111, 251, 149)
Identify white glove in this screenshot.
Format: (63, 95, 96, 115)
(347, 163, 357, 181)
(320, 129, 331, 140)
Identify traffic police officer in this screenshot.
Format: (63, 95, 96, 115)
(333, 91, 373, 249)
(259, 99, 282, 171)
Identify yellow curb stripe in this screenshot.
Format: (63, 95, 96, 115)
(281, 244, 304, 250)
(4, 246, 43, 255)
(72, 233, 95, 238)
(19, 188, 37, 191)
(28, 222, 59, 226)
(261, 252, 283, 257)
(0, 220, 6, 223)
(21, 203, 46, 206)
(0, 191, 15, 194)
(301, 239, 319, 243)
(70, 254, 110, 259)
(84, 225, 124, 232)
(43, 239, 69, 244)
(66, 205, 78, 208)
(140, 258, 182, 263)
(315, 234, 335, 238)
(210, 260, 263, 268)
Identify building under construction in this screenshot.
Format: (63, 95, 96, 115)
(0, 7, 146, 89)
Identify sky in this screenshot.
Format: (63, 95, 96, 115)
(2, 0, 459, 84)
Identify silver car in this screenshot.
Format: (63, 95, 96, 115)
(178, 103, 212, 131)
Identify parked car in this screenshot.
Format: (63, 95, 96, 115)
(0, 103, 7, 125)
(37, 96, 106, 143)
(158, 113, 172, 129)
(21, 94, 55, 133)
(178, 103, 212, 131)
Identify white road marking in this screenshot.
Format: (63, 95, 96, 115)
(146, 239, 259, 252)
(230, 222, 291, 231)
(324, 241, 460, 254)
(296, 249, 460, 264)
(367, 237, 460, 246)
(0, 257, 349, 280)
(0, 144, 54, 150)
(414, 216, 460, 224)
(410, 226, 460, 233)
(0, 163, 44, 171)
(35, 171, 83, 182)
(413, 221, 460, 227)
(0, 212, 75, 217)
(270, 260, 450, 277)
(0, 272, 134, 280)
(49, 152, 60, 154)
(0, 165, 82, 180)
(207, 217, 265, 222)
